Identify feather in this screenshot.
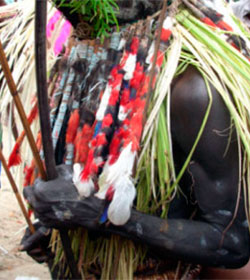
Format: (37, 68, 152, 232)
(97, 143, 136, 199)
(73, 163, 95, 197)
(96, 175, 136, 226)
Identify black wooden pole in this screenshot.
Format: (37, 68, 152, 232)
(34, 0, 57, 180)
(35, 1, 81, 278)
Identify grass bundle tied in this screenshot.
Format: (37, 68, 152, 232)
(49, 1, 250, 279)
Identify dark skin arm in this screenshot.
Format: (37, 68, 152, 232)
(24, 66, 250, 268)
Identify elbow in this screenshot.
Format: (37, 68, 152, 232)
(221, 233, 250, 269)
(229, 248, 250, 269)
(211, 247, 250, 269)
(208, 225, 250, 268)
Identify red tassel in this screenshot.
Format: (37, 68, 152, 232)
(130, 63, 144, 90)
(27, 103, 38, 123)
(217, 20, 233, 32)
(66, 109, 80, 144)
(76, 124, 93, 164)
(161, 28, 172, 41)
(112, 72, 124, 89)
(7, 102, 38, 168)
(81, 149, 94, 180)
(108, 89, 120, 106)
(73, 130, 82, 162)
(8, 142, 21, 168)
(156, 50, 164, 67)
(120, 88, 130, 106)
(96, 133, 108, 147)
(109, 136, 121, 164)
(102, 113, 113, 128)
(131, 37, 140, 54)
(23, 165, 35, 187)
(106, 186, 114, 201)
(201, 17, 217, 28)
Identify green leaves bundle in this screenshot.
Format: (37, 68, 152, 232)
(55, 0, 119, 38)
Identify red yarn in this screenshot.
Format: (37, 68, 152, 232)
(130, 63, 144, 89)
(130, 111, 143, 139)
(112, 72, 124, 89)
(77, 124, 93, 164)
(66, 109, 80, 144)
(217, 20, 233, 31)
(102, 113, 113, 128)
(202, 17, 217, 28)
(133, 98, 146, 111)
(109, 67, 118, 84)
(109, 136, 121, 165)
(96, 133, 108, 146)
(73, 129, 82, 162)
(90, 161, 99, 174)
(156, 50, 164, 67)
(161, 28, 172, 41)
(131, 37, 140, 54)
(108, 89, 120, 106)
(91, 137, 97, 148)
(106, 186, 114, 201)
(123, 119, 130, 127)
(120, 88, 130, 106)
(81, 149, 94, 180)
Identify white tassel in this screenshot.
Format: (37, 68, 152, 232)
(108, 176, 136, 225)
(118, 105, 128, 122)
(123, 53, 137, 80)
(96, 84, 112, 121)
(73, 163, 95, 197)
(73, 163, 82, 184)
(96, 143, 137, 225)
(97, 143, 136, 193)
(163, 16, 173, 30)
(146, 41, 155, 67)
(118, 38, 126, 51)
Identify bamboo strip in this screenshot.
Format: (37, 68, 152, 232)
(0, 40, 47, 180)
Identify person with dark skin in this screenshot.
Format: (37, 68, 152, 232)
(21, 0, 250, 279)
(22, 65, 250, 276)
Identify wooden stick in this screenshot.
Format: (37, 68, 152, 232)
(0, 149, 35, 234)
(0, 41, 47, 181)
(34, 1, 57, 180)
(143, 0, 168, 127)
(35, 1, 81, 279)
(147, 0, 168, 95)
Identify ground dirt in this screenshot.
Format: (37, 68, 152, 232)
(0, 169, 51, 280)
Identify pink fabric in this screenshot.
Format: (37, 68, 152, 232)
(47, 11, 62, 38)
(46, 10, 72, 56)
(54, 20, 72, 56)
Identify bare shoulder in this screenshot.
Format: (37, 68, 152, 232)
(170, 65, 236, 172)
